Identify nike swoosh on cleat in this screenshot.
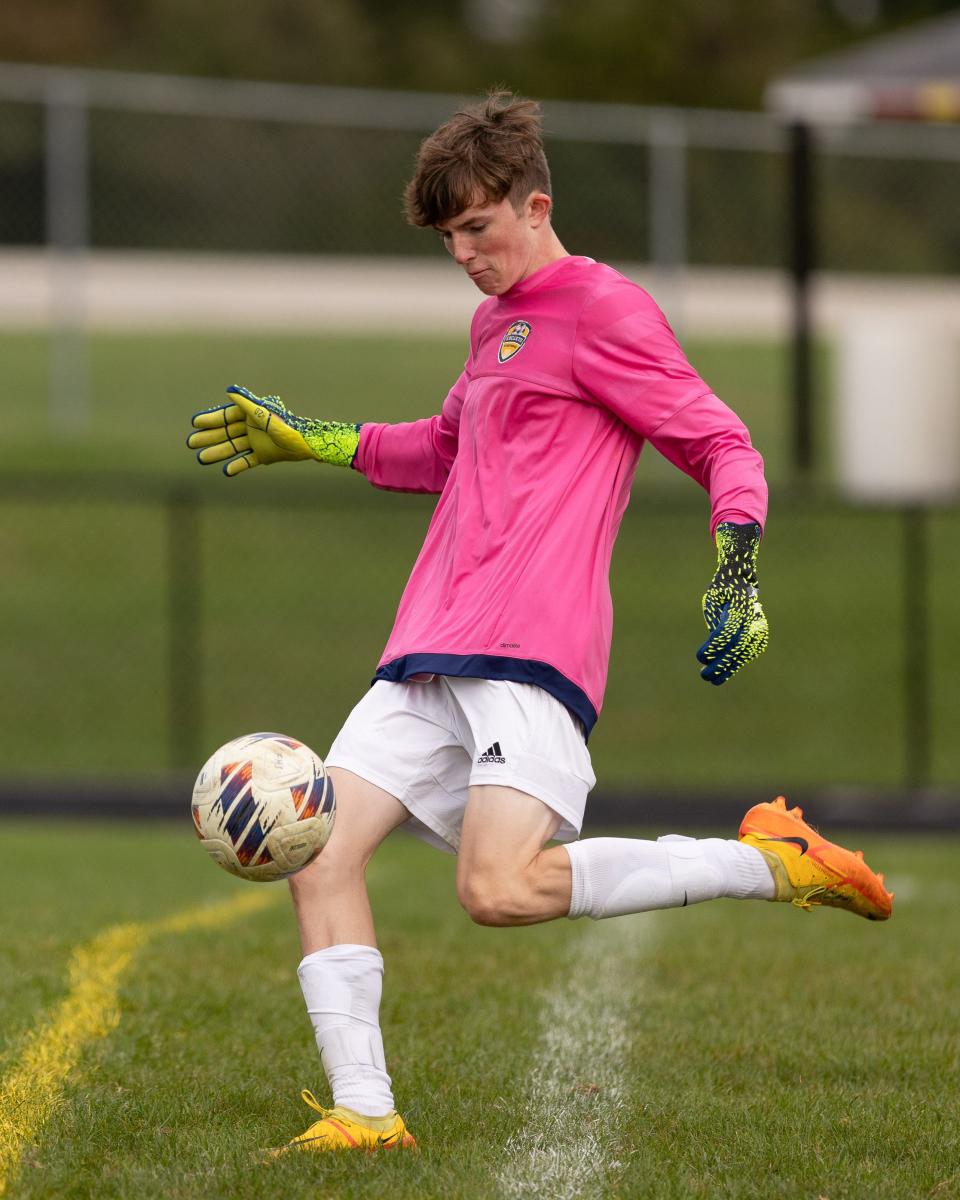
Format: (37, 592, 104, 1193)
(755, 834, 809, 855)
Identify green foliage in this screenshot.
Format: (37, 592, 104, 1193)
(3, 0, 960, 108)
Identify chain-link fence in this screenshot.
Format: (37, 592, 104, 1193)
(1, 475, 956, 801)
(2, 64, 960, 269)
(1, 65, 958, 816)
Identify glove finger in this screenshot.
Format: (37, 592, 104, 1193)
(226, 389, 273, 432)
(695, 604, 741, 665)
(745, 616, 769, 661)
(699, 635, 745, 683)
(196, 436, 252, 465)
(700, 662, 729, 686)
(714, 607, 768, 675)
(224, 451, 259, 476)
(700, 620, 767, 685)
(698, 597, 730, 642)
(702, 592, 726, 631)
(225, 384, 262, 404)
(226, 385, 288, 428)
(700, 642, 744, 684)
(191, 403, 245, 430)
(697, 622, 744, 675)
(187, 421, 247, 450)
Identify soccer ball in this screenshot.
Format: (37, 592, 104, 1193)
(191, 732, 335, 882)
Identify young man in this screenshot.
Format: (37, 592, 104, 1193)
(188, 92, 893, 1152)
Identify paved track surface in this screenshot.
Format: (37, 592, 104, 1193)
(5, 250, 960, 337)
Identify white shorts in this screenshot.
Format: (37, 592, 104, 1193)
(326, 676, 596, 854)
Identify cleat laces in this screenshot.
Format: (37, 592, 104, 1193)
(300, 1088, 327, 1117)
(791, 885, 828, 912)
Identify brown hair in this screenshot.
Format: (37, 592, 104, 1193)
(404, 90, 551, 227)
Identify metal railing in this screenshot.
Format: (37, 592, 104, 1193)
(3, 63, 960, 431)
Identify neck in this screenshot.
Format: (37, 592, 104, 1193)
(521, 228, 569, 282)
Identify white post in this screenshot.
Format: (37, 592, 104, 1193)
(647, 107, 688, 335)
(45, 70, 90, 434)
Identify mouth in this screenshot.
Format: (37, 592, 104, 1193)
(468, 268, 488, 280)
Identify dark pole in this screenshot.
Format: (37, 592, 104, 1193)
(167, 488, 202, 771)
(903, 506, 931, 790)
(788, 120, 815, 479)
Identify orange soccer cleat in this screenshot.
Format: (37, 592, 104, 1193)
(739, 797, 893, 921)
(269, 1090, 417, 1155)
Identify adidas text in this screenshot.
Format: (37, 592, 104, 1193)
(477, 741, 506, 765)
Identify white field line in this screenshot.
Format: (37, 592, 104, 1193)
(496, 915, 657, 1200)
(0, 888, 279, 1198)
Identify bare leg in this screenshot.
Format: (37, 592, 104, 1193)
(456, 785, 573, 925)
(289, 767, 411, 1119)
(456, 784, 773, 927)
(288, 766, 409, 953)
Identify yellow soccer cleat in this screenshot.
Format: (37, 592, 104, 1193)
(739, 796, 894, 921)
(271, 1089, 417, 1154)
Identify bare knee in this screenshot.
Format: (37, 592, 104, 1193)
(289, 840, 365, 898)
(457, 872, 533, 927)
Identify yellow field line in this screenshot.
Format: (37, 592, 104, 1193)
(0, 888, 278, 1197)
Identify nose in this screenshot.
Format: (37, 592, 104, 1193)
(449, 235, 475, 266)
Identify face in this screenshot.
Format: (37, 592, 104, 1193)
(436, 194, 550, 295)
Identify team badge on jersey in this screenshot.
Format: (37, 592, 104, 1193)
(498, 320, 531, 363)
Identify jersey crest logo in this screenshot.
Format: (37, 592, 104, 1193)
(498, 320, 531, 363)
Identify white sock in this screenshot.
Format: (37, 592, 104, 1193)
(565, 834, 774, 919)
(297, 943, 395, 1118)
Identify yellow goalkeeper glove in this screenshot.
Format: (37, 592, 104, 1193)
(696, 521, 769, 685)
(187, 385, 361, 476)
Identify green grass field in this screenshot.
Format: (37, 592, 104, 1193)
(1, 330, 959, 789)
(0, 331, 822, 483)
(0, 820, 957, 1200)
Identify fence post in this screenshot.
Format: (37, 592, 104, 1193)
(167, 487, 202, 771)
(44, 69, 90, 435)
(648, 107, 688, 333)
(903, 505, 931, 789)
(788, 120, 815, 480)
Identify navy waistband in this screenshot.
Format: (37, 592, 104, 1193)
(372, 652, 598, 738)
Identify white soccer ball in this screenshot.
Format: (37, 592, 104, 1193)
(191, 732, 335, 882)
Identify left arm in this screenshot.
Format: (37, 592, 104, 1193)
(647, 392, 769, 685)
(645, 391, 767, 536)
(573, 280, 769, 684)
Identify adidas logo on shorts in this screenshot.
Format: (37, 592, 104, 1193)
(477, 741, 506, 765)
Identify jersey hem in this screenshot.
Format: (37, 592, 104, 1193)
(372, 653, 599, 737)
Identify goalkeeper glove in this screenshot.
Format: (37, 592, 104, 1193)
(187, 384, 361, 476)
(697, 521, 769, 686)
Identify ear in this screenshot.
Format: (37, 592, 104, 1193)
(526, 191, 552, 228)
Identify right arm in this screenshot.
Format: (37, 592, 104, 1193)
(188, 359, 471, 494)
(352, 368, 466, 494)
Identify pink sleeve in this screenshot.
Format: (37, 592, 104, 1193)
(648, 393, 768, 536)
(354, 364, 468, 494)
(354, 311, 486, 494)
(573, 281, 711, 436)
(573, 279, 766, 535)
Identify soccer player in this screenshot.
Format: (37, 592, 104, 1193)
(187, 91, 893, 1153)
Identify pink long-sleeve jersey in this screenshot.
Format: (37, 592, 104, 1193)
(355, 255, 767, 734)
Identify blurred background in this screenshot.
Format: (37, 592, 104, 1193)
(2, 0, 959, 827)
